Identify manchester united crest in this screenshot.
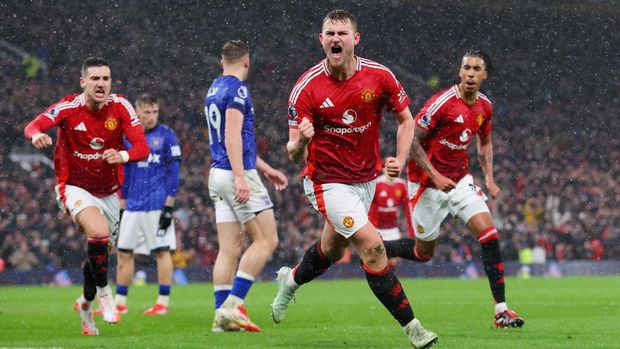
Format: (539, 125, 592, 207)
(477, 114, 484, 126)
(105, 117, 118, 131)
(416, 225, 424, 235)
(361, 88, 376, 103)
(343, 216, 355, 229)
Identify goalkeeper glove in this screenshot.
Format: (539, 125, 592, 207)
(159, 206, 174, 230)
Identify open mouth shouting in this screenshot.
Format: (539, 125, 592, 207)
(331, 46, 343, 59)
(94, 88, 107, 98)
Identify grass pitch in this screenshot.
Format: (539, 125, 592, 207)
(1, 276, 618, 348)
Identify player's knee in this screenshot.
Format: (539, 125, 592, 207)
(362, 242, 387, 266)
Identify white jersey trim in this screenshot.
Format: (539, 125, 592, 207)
(289, 63, 324, 105)
(359, 57, 399, 85)
(427, 88, 456, 118)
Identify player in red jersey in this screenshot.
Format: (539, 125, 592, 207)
(24, 57, 149, 335)
(384, 50, 524, 328)
(368, 164, 411, 269)
(271, 10, 438, 348)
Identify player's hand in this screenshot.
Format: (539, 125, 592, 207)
(431, 173, 457, 193)
(298, 118, 314, 144)
(158, 206, 174, 230)
(384, 157, 403, 177)
(234, 175, 250, 204)
(103, 149, 123, 164)
(31, 132, 53, 149)
(486, 180, 501, 200)
(264, 169, 289, 191)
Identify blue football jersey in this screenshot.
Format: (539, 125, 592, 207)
(204, 75, 257, 170)
(121, 124, 181, 211)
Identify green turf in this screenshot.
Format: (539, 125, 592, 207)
(1, 276, 618, 348)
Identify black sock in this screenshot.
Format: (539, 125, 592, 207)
(480, 233, 505, 304)
(364, 264, 414, 327)
(293, 240, 334, 285)
(383, 238, 429, 262)
(87, 236, 109, 288)
(82, 261, 97, 301)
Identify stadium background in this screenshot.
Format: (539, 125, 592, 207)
(0, 0, 618, 283)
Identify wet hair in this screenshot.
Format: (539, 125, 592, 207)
(461, 49, 493, 77)
(135, 93, 159, 108)
(221, 40, 250, 64)
(81, 57, 109, 76)
(322, 9, 357, 31)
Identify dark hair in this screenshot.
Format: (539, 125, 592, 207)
(135, 93, 159, 108)
(221, 40, 249, 64)
(462, 49, 493, 76)
(81, 57, 109, 76)
(322, 9, 357, 31)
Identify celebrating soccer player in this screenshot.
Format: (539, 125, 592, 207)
(206, 40, 289, 332)
(384, 50, 525, 328)
(271, 10, 438, 348)
(114, 94, 182, 316)
(23, 57, 149, 335)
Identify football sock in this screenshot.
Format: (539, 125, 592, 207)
(82, 261, 97, 301)
(293, 240, 334, 285)
(229, 271, 255, 303)
(157, 285, 171, 306)
(495, 302, 508, 314)
(97, 285, 113, 297)
(383, 238, 431, 262)
(479, 227, 506, 304)
(214, 285, 232, 309)
(87, 236, 109, 287)
(115, 285, 129, 306)
(363, 263, 414, 327)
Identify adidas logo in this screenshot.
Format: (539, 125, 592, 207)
(455, 115, 464, 123)
(319, 97, 335, 109)
(73, 122, 87, 131)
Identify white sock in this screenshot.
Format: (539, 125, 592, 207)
(222, 295, 243, 309)
(495, 302, 508, 314)
(97, 285, 113, 297)
(115, 294, 127, 306)
(285, 271, 299, 288)
(156, 295, 170, 307)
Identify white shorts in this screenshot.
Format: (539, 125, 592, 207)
(117, 210, 177, 255)
(208, 168, 273, 224)
(377, 227, 401, 241)
(410, 175, 489, 241)
(55, 184, 120, 240)
(303, 177, 375, 238)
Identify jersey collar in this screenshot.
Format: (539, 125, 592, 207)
(322, 56, 362, 76)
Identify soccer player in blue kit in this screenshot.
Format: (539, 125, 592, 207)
(205, 40, 288, 332)
(114, 94, 181, 315)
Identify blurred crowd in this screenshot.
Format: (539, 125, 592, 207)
(0, 0, 618, 273)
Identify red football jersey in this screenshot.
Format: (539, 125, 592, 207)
(411, 85, 492, 186)
(288, 57, 410, 184)
(368, 174, 409, 229)
(24, 93, 149, 197)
